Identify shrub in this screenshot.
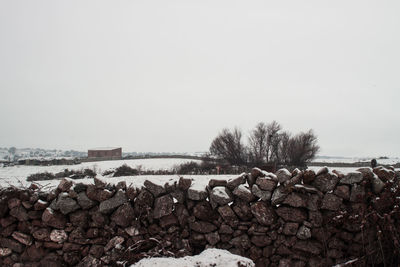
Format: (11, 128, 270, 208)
(113, 164, 139, 177)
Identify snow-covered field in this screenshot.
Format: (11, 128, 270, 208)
(132, 248, 254, 267)
(312, 156, 400, 165)
(0, 158, 201, 188)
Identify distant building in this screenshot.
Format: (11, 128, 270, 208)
(88, 147, 122, 160)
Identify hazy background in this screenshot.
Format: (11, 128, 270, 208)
(0, 0, 399, 157)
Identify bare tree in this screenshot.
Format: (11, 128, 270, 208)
(248, 122, 268, 166)
(266, 121, 282, 162)
(209, 128, 246, 165)
(285, 130, 320, 166)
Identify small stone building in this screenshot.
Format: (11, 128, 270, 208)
(88, 147, 122, 160)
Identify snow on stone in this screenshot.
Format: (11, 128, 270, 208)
(131, 248, 254, 267)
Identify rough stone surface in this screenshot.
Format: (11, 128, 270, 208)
(296, 225, 311, 240)
(282, 193, 308, 208)
(209, 186, 233, 206)
(321, 193, 343, 211)
(57, 195, 80, 215)
(276, 169, 292, 183)
(312, 172, 339, 193)
(233, 184, 255, 202)
(144, 180, 166, 197)
(77, 192, 95, 210)
(187, 188, 208, 201)
(153, 194, 174, 219)
(256, 177, 277, 191)
(190, 221, 217, 233)
(111, 202, 135, 227)
(11, 231, 32, 246)
(99, 190, 127, 214)
(50, 229, 68, 243)
(340, 171, 363, 184)
(251, 184, 272, 201)
(251, 202, 276, 226)
(271, 186, 288, 205)
(276, 206, 307, 222)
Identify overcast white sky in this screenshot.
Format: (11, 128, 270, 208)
(0, 0, 399, 157)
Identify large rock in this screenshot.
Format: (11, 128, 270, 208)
(251, 184, 272, 201)
(218, 205, 238, 227)
(0, 237, 23, 253)
(276, 206, 307, 222)
(293, 240, 322, 255)
(190, 221, 217, 233)
(271, 186, 288, 205)
(32, 228, 51, 241)
(251, 235, 272, 247)
(153, 194, 174, 219)
(193, 201, 218, 222)
(187, 187, 208, 201)
(134, 189, 154, 212)
(276, 169, 292, 183)
(77, 192, 95, 210)
(104, 236, 125, 251)
(233, 185, 255, 202)
(209, 186, 233, 206)
(9, 206, 29, 221)
(296, 225, 311, 240)
(303, 169, 316, 184)
(58, 178, 73, 192)
(42, 208, 67, 229)
(230, 234, 251, 250)
(50, 229, 68, 243)
(333, 185, 350, 200)
(232, 199, 253, 221)
(283, 222, 299, 236)
(350, 184, 365, 202)
(56, 194, 80, 215)
(372, 175, 385, 194)
(178, 177, 192, 190)
(321, 193, 342, 211)
(340, 171, 363, 184)
(312, 172, 339, 193)
(226, 174, 246, 190)
(256, 177, 277, 191)
(11, 231, 32, 246)
(251, 202, 276, 226)
(99, 190, 127, 214)
(282, 193, 308, 208)
(144, 180, 166, 197)
(111, 202, 135, 227)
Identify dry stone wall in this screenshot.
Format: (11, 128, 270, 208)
(1, 166, 400, 266)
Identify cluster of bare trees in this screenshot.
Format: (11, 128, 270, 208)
(209, 121, 319, 167)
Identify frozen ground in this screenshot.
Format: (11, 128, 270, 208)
(131, 248, 254, 267)
(0, 158, 201, 188)
(312, 156, 399, 165)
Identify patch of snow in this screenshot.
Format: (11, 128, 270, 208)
(131, 248, 254, 267)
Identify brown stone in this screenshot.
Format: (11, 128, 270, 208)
(208, 179, 227, 188)
(312, 172, 339, 193)
(42, 208, 66, 229)
(321, 193, 342, 211)
(178, 177, 192, 190)
(111, 202, 135, 227)
(218, 205, 238, 227)
(190, 221, 217, 233)
(153, 194, 174, 219)
(293, 240, 322, 255)
(193, 201, 218, 222)
(303, 169, 316, 184)
(226, 174, 246, 190)
(282, 193, 308, 208)
(99, 190, 127, 214)
(251, 202, 277, 226)
(334, 185, 350, 200)
(11, 231, 32, 246)
(58, 178, 73, 192)
(50, 229, 68, 243)
(89, 245, 104, 258)
(283, 222, 299, 236)
(276, 206, 307, 222)
(144, 180, 166, 197)
(0, 237, 23, 253)
(205, 232, 220, 245)
(104, 236, 124, 251)
(251, 235, 272, 247)
(230, 234, 251, 250)
(256, 177, 277, 191)
(159, 214, 178, 228)
(9, 206, 29, 221)
(8, 198, 21, 210)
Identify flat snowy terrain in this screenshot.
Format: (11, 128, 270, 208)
(131, 248, 254, 267)
(0, 158, 201, 187)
